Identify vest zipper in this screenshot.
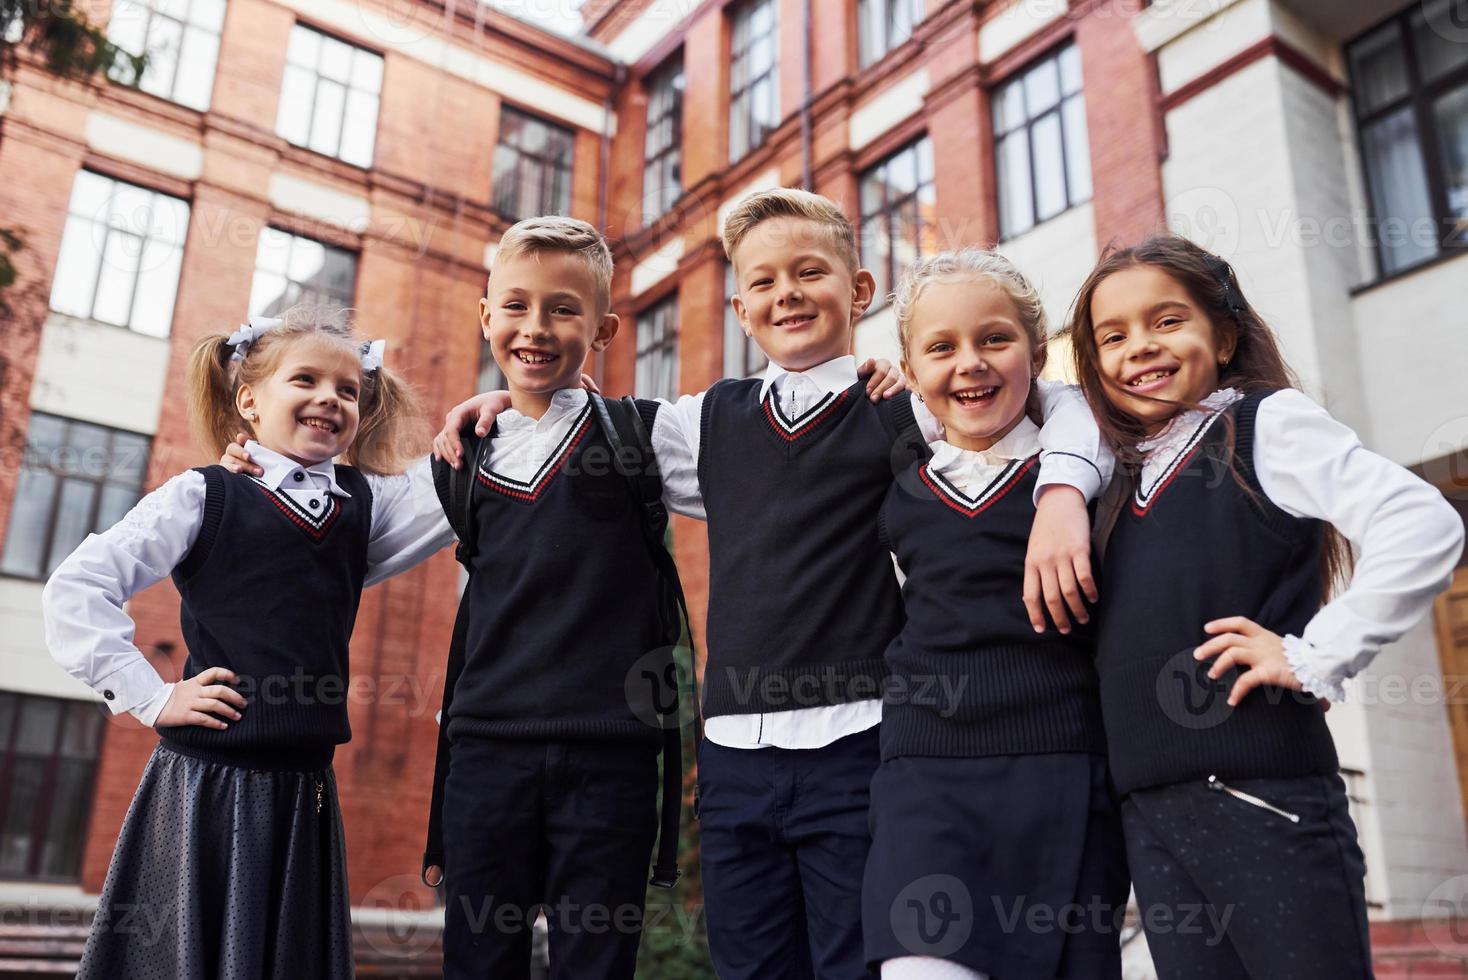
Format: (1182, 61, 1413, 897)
(316, 779, 325, 815)
(1207, 775, 1299, 823)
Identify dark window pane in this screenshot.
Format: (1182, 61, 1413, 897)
(15, 697, 62, 756)
(1, 468, 58, 578)
(39, 761, 94, 878)
(1350, 22, 1410, 114)
(0, 692, 17, 746)
(47, 479, 99, 576)
(60, 702, 104, 760)
(1411, 2, 1468, 83)
(1362, 108, 1439, 273)
(109, 431, 150, 486)
(0, 760, 44, 876)
(1435, 86, 1468, 243)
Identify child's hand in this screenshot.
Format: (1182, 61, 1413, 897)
(154, 667, 246, 730)
(221, 434, 263, 477)
(433, 391, 515, 470)
(856, 358, 907, 401)
(579, 373, 602, 395)
(1023, 486, 1097, 634)
(1194, 617, 1300, 707)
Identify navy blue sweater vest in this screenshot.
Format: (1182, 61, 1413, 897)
(1097, 392, 1339, 796)
(165, 464, 372, 770)
(697, 378, 911, 718)
(448, 400, 670, 745)
(879, 453, 1105, 761)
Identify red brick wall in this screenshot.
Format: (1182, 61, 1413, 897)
(1073, 0, 1166, 249)
(2, 1, 615, 909)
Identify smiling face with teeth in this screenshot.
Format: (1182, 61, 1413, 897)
(900, 277, 1043, 453)
(481, 249, 619, 419)
(235, 335, 363, 467)
(729, 216, 876, 373)
(1089, 265, 1237, 435)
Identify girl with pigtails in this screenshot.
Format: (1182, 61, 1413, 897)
(43, 307, 455, 979)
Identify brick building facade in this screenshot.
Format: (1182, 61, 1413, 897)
(2, 0, 1467, 974)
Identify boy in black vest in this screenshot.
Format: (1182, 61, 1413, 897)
(438, 190, 1111, 980)
(226, 217, 684, 978)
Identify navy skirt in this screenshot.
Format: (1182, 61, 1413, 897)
(78, 744, 353, 980)
(863, 752, 1129, 978)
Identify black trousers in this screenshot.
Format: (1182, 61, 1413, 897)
(1122, 772, 1373, 979)
(697, 727, 880, 980)
(442, 735, 659, 980)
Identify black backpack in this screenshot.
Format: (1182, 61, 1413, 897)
(421, 394, 692, 890)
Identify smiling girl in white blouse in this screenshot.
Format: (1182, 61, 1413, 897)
(42, 307, 452, 980)
(1071, 234, 1463, 978)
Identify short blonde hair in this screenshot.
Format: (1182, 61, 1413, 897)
(493, 216, 614, 312)
(721, 188, 859, 274)
(893, 248, 1048, 368)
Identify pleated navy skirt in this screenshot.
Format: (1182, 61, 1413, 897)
(78, 744, 353, 980)
(863, 752, 1130, 979)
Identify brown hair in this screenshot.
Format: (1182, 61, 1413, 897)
(893, 248, 1048, 424)
(186, 306, 426, 475)
(721, 187, 859, 275)
(1067, 234, 1350, 593)
(493, 216, 614, 313)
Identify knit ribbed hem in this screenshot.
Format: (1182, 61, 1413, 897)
(158, 735, 337, 772)
(159, 681, 351, 770)
(880, 642, 1105, 761)
(703, 657, 889, 717)
(447, 716, 665, 745)
(1101, 648, 1339, 796)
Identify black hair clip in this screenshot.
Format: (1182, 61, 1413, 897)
(1210, 260, 1248, 315)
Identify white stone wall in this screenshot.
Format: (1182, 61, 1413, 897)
(1148, 0, 1468, 920)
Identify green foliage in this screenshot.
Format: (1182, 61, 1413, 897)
(0, 226, 21, 318)
(0, 0, 144, 82)
(0, 0, 145, 316)
(635, 642, 716, 979)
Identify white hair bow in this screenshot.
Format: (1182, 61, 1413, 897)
(226, 316, 283, 362)
(359, 339, 386, 373)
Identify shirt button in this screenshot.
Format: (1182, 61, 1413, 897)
(309, 498, 320, 510)
(103, 690, 115, 701)
(293, 472, 304, 482)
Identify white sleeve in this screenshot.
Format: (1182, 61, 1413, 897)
(41, 471, 206, 722)
(362, 456, 457, 587)
(651, 391, 707, 521)
(1033, 380, 1114, 503)
(1254, 389, 1465, 701)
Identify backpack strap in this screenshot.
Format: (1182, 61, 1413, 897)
(877, 391, 933, 470)
(422, 431, 490, 886)
(592, 394, 692, 890)
(432, 428, 486, 569)
(175, 466, 226, 584)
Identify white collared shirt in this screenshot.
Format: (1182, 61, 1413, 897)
(926, 416, 1042, 494)
(42, 441, 457, 727)
(1129, 387, 1465, 702)
(650, 356, 1111, 750)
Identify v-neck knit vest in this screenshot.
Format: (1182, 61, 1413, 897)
(697, 378, 914, 718)
(165, 464, 372, 770)
(878, 453, 1105, 761)
(448, 401, 670, 746)
(1097, 391, 1339, 796)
